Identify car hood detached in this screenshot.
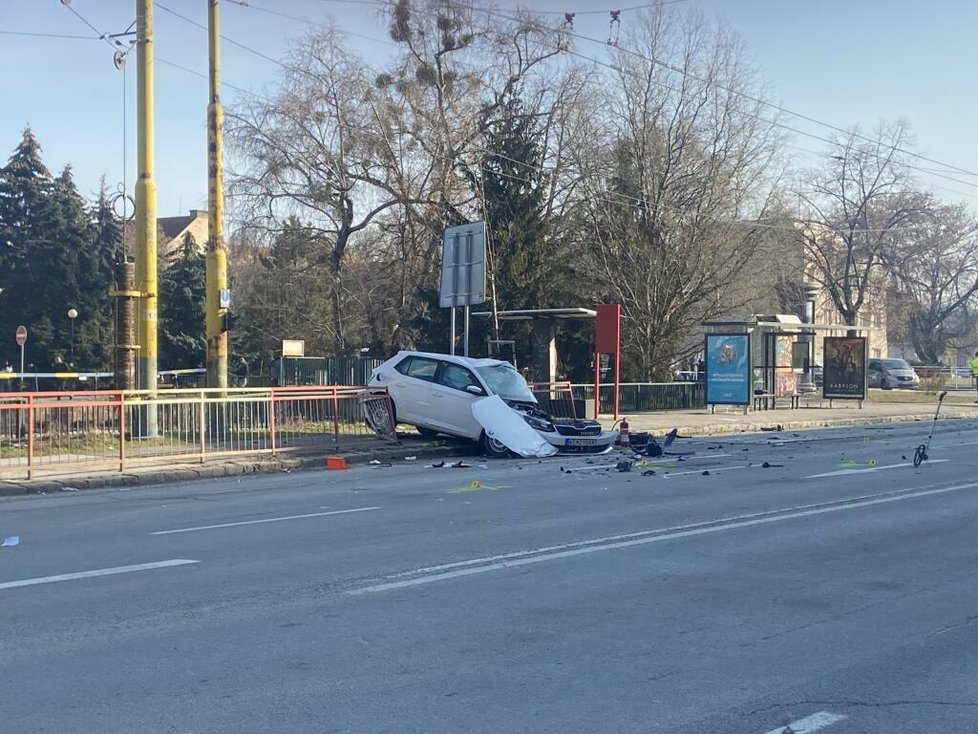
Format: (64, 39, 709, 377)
(471, 395, 558, 458)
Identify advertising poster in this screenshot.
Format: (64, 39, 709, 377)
(705, 334, 750, 405)
(822, 336, 866, 400)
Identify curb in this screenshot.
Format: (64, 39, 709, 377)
(0, 441, 469, 498)
(628, 409, 978, 438)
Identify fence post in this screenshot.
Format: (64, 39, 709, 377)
(332, 387, 340, 451)
(199, 390, 207, 463)
(26, 395, 34, 480)
(119, 391, 126, 472)
(269, 387, 277, 454)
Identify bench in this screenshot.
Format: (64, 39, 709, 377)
(752, 392, 802, 411)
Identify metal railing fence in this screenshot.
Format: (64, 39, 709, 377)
(0, 386, 394, 480)
(568, 382, 705, 414)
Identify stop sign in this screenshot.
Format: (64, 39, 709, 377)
(15, 325, 26, 347)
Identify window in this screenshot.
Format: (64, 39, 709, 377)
(438, 362, 479, 392)
(394, 356, 439, 381)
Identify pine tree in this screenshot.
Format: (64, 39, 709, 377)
(0, 132, 120, 371)
(0, 128, 58, 367)
(159, 233, 206, 369)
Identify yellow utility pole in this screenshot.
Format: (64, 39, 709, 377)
(206, 0, 228, 389)
(135, 0, 158, 432)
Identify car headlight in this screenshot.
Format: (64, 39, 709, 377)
(522, 414, 555, 432)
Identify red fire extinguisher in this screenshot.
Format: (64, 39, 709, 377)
(619, 417, 630, 447)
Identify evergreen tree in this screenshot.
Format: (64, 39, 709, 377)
(0, 128, 59, 367)
(0, 132, 123, 371)
(76, 184, 121, 369)
(159, 233, 206, 369)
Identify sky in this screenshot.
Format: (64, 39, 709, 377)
(2, 0, 977, 217)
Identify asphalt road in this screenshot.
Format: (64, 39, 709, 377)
(2, 418, 978, 733)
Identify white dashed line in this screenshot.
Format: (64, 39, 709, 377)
(762, 710, 846, 734)
(0, 559, 199, 591)
(150, 506, 382, 535)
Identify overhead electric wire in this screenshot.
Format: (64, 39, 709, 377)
(157, 2, 291, 71)
(59, 1, 121, 49)
(225, 0, 395, 47)
(0, 29, 102, 40)
(154, 0, 977, 224)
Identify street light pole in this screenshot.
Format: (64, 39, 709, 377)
(67, 308, 78, 365)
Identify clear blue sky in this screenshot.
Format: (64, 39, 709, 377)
(2, 0, 976, 216)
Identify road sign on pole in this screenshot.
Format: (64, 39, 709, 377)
(15, 325, 27, 378)
(440, 223, 486, 357)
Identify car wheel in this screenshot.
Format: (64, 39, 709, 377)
(481, 431, 512, 458)
(417, 426, 439, 438)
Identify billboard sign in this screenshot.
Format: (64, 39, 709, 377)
(705, 333, 751, 405)
(822, 336, 866, 400)
(439, 222, 486, 308)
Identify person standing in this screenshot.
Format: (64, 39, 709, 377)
(233, 356, 250, 388)
(970, 351, 978, 400)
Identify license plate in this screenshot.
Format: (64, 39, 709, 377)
(566, 438, 600, 446)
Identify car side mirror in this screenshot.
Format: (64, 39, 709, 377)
(465, 385, 485, 396)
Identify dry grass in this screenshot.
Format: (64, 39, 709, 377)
(868, 388, 977, 405)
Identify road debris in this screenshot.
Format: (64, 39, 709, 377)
(1, 536, 19, 547)
(404, 456, 418, 461)
(616, 461, 633, 472)
(761, 462, 784, 468)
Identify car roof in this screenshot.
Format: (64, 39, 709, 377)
(392, 350, 514, 370)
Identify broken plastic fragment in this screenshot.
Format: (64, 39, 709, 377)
(404, 456, 417, 461)
(1, 536, 19, 547)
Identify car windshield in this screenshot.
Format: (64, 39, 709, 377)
(880, 359, 911, 369)
(475, 364, 535, 402)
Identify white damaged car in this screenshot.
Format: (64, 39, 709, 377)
(369, 351, 618, 458)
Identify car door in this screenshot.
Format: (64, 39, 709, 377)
(389, 355, 440, 426)
(428, 361, 485, 439)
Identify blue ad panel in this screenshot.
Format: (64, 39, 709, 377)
(705, 334, 750, 405)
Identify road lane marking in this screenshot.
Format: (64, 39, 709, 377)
(150, 506, 382, 535)
(806, 459, 949, 478)
(0, 559, 198, 591)
(351, 481, 978, 594)
(663, 464, 750, 478)
(762, 710, 846, 734)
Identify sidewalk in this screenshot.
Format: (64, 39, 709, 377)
(3, 396, 977, 496)
(607, 394, 978, 437)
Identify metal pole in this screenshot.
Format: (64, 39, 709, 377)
(463, 305, 470, 357)
(206, 0, 228, 389)
(135, 0, 158, 434)
(449, 307, 456, 355)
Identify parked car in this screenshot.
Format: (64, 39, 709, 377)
(369, 351, 617, 456)
(867, 358, 920, 390)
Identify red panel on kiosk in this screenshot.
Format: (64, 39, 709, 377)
(594, 303, 622, 420)
(595, 304, 621, 352)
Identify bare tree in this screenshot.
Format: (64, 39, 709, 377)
(572, 9, 782, 379)
(886, 197, 978, 363)
(228, 28, 411, 352)
(797, 123, 927, 336)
